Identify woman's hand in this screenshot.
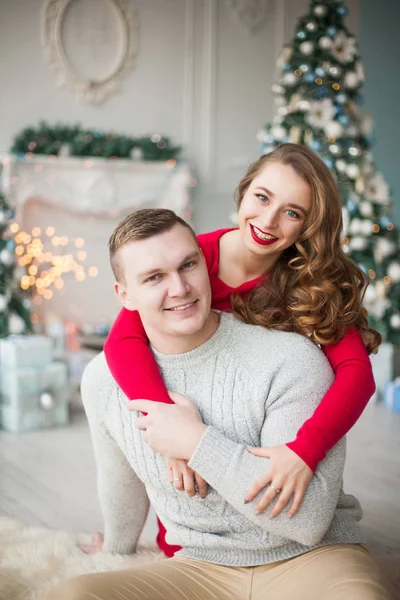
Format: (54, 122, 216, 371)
(244, 444, 313, 517)
(78, 531, 104, 554)
(166, 457, 208, 498)
(128, 391, 207, 460)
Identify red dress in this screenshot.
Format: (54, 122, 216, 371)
(104, 228, 375, 557)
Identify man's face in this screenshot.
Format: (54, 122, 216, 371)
(115, 224, 212, 349)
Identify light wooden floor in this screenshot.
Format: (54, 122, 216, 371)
(0, 403, 399, 554)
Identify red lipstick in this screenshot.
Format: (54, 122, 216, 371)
(250, 224, 279, 246)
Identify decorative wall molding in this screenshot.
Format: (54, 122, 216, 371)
(200, 0, 218, 180)
(181, 0, 195, 150)
(224, 0, 272, 34)
(41, 0, 139, 105)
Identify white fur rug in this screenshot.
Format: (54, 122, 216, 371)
(0, 518, 399, 600)
(0, 518, 163, 600)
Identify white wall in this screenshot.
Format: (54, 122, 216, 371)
(0, 0, 359, 326)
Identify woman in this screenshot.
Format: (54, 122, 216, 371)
(103, 143, 380, 557)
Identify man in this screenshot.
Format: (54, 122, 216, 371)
(46, 209, 389, 599)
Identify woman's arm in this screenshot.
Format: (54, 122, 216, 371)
(104, 307, 173, 404)
(286, 326, 375, 472)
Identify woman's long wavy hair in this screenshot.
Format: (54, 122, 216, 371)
(232, 143, 381, 354)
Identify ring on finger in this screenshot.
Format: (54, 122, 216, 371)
(173, 477, 183, 482)
(270, 485, 282, 495)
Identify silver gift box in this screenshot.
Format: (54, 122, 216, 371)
(0, 335, 53, 369)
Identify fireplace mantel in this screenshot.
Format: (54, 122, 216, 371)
(2, 154, 194, 219)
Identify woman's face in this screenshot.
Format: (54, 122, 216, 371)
(237, 161, 312, 263)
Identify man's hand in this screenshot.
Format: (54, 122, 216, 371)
(127, 391, 207, 460)
(79, 531, 104, 554)
(244, 444, 313, 517)
(166, 457, 208, 498)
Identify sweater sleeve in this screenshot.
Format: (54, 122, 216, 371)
(286, 326, 375, 472)
(188, 341, 345, 547)
(81, 358, 150, 554)
(104, 308, 172, 404)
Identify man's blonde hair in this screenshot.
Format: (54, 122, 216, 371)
(108, 208, 198, 282)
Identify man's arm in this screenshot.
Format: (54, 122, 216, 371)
(81, 357, 150, 554)
(188, 342, 344, 547)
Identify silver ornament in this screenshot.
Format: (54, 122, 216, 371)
(314, 5, 328, 17)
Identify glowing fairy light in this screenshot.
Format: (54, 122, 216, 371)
(13, 226, 99, 300)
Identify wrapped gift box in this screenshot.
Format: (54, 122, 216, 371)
(0, 364, 70, 433)
(0, 362, 68, 407)
(0, 335, 53, 369)
(0, 400, 69, 433)
(383, 378, 400, 413)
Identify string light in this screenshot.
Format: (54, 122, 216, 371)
(14, 226, 99, 300)
(368, 269, 376, 279)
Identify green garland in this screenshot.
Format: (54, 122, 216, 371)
(11, 122, 182, 162)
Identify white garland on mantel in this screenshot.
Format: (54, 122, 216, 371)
(224, 0, 272, 34)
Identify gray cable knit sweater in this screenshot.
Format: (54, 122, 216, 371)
(81, 312, 363, 567)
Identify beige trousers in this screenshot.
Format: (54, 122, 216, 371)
(45, 544, 391, 600)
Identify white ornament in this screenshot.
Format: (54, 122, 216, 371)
(360, 219, 373, 235)
(365, 173, 390, 204)
(390, 314, 400, 329)
(256, 129, 270, 143)
(296, 100, 311, 112)
(336, 159, 347, 173)
(130, 147, 143, 161)
(278, 106, 289, 116)
(271, 125, 287, 141)
(8, 313, 26, 334)
(364, 285, 377, 304)
(349, 218, 363, 235)
(324, 120, 344, 139)
(344, 72, 359, 89)
(307, 98, 336, 129)
(0, 248, 14, 267)
(387, 262, 400, 283)
(349, 236, 367, 251)
(319, 36, 332, 49)
(314, 5, 328, 17)
(272, 83, 284, 94)
(377, 238, 396, 257)
(359, 201, 373, 217)
(283, 72, 297, 86)
(346, 163, 360, 179)
(0, 294, 7, 311)
(299, 41, 314, 55)
(0, 211, 6, 225)
(306, 21, 317, 32)
(331, 32, 357, 64)
(59, 144, 71, 158)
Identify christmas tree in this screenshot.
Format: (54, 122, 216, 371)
(257, 0, 400, 344)
(0, 176, 32, 337)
